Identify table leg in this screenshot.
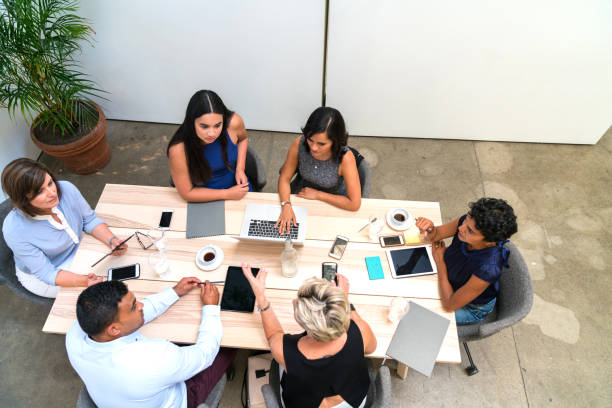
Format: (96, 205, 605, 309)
(396, 362, 409, 379)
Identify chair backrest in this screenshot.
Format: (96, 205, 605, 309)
(261, 360, 391, 408)
(479, 241, 534, 338)
(0, 199, 54, 306)
(245, 145, 267, 192)
(76, 386, 97, 408)
(357, 158, 371, 198)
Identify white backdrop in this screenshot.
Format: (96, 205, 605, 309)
(326, 0, 612, 143)
(0, 111, 39, 200)
(78, 0, 325, 132)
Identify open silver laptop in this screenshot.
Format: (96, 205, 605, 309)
(234, 203, 308, 245)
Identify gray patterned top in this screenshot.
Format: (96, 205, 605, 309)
(296, 136, 349, 195)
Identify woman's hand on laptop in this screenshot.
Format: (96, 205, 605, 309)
(275, 206, 296, 235)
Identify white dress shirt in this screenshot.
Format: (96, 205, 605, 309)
(66, 287, 222, 408)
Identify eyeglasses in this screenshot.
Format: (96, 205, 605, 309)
(135, 231, 154, 250)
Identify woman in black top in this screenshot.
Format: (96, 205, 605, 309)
(241, 264, 376, 408)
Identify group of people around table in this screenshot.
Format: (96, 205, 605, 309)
(1, 90, 518, 407)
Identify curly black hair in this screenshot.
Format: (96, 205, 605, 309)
(76, 280, 128, 337)
(468, 198, 518, 242)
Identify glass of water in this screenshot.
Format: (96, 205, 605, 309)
(148, 252, 170, 277)
(146, 229, 169, 253)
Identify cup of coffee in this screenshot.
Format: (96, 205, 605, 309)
(203, 251, 216, 263)
(393, 213, 406, 223)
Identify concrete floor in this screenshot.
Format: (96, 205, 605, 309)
(1, 120, 611, 407)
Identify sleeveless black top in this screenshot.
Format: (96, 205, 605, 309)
(281, 320, 370, 408)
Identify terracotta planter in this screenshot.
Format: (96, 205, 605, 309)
(30, 102, 110, 175)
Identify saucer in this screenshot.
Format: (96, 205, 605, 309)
(386, 208, 413, 231)
(196, 245, 224, 271)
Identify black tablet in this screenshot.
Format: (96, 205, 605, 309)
(386, 245, 437, 278)
(220, 266, 259, 313)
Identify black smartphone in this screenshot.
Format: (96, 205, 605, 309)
(322, 262, 338, 282)
(108, 264, 140, 281)
(158, 209, 173, 230)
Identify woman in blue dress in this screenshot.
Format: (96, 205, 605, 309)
(168, 90, 251, 202)
(415, 198, 518, 324)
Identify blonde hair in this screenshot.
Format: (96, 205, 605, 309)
(294, 277, 350, 342)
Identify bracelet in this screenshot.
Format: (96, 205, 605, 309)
(280, 201, 291, 207)
(108, 236, 118, 246)
(257, 302, 271, 312)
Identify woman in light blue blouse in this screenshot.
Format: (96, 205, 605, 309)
(1, 158, 128, 298)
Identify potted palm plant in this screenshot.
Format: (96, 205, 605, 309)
(0, 0, 110, 174)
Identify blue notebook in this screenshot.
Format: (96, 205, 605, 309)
(365, 256, 384, 280)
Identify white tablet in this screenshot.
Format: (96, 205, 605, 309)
(386, 245, 437, 278)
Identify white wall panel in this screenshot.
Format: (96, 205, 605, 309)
(0, 111, 40, 200)
(326, 0, 612, 144)
(78, 1, 324, 132)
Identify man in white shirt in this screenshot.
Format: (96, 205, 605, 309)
(66, 278, 234, 408)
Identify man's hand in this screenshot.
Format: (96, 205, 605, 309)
(200, 280, 220, 306)
(110, 236, 128, 256)
(173, 277, 200, 297)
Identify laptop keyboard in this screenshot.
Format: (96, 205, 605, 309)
(247, 219, 299, 240)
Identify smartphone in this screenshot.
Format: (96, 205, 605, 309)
(322, 262, 338, 282)
(158, 210, 174, 230)
(329, 235, 349, 260)
(108, 264, 140, 281)
(379, 234, 405, 247)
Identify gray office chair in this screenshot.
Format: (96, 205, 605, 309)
(458, 241, 533, 375)
(0, 199, 54, 306)
(261, 360, 390, 408)
(169, 145, 266, 192)
(285, 147, 371, 198)
(245, 145, 267, 192)
(76, 373, 227, 408)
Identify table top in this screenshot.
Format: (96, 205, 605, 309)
(42, 184, 460, 364)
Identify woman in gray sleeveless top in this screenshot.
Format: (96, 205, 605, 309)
(276, 107, 361, 234)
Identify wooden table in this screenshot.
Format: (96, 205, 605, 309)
(43, 184, 461, 376)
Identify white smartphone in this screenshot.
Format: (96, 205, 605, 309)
(108, 264, 140, 281)
(329, 235, 349, 260)
(158, 209, 174, 230)
(379, 234, 405, 247)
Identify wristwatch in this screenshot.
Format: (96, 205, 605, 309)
(257, 302, 271, 312)
(280, 201, 291, 207)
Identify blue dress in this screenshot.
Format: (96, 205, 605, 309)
(443, 215, 510, 304)
(200, 131, 252, 190)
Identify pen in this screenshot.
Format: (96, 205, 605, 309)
(198, 280, 224, 285)
(90, 234, 134, 267)
(358, 217, 377, 232)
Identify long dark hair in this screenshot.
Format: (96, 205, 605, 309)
(167, 90, 234, 185)
(301, 107, 348, 162)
